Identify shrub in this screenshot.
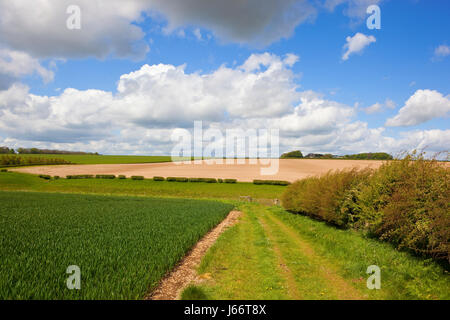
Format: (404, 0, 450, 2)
(224, 179, 237, 184)
(38, 174, 51, 180)
(167, 177, 188, 182)
(282, 168, 371, 227)
(53, 176, 60, 180)
(95, 175, 116, 179)
(253, 180, 291, 186)
(353, 153, 450, 261)
(188, 178, 217, 183)
(131, 176, 144, 180)
(218, 178, 223, 183)
(282, 152, 450, 262)
(280, 150, 303, 159)
(118, 175, 126, 179)
(153, 176, 165, 181)
(0, 169, 7, 172)
(66, 175, 94, 179)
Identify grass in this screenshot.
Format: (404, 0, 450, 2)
(11, 154, 173, 165)
(0, 172, 286, 200)
(182, 204, 450, 300)
(0, 191, 234, 299)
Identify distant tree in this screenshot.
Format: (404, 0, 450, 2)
(280, 150, 303, 159)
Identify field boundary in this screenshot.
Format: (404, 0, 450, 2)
(147, 210, 242, 300)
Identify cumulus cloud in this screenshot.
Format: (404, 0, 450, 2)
(0, 0, 319, 60)
(0, 53, 448, 157)
(386, 89, 450, 127)
(342, 32, 376, 61)
(149, 0, 317, 46)
(0, 0, 150, 60)
(0, 48, 54, 89)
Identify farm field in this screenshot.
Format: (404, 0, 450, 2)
(12, 159, 385, 182)
(182, 204, 450, 300)
(0, 191, 234, 299)
(9, 154, 173, 165)
(0, 172, 286, 200)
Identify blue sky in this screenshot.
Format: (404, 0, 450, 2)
(0, 0, 449, 156)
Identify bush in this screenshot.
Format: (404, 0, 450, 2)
(38, 175, 52, 180)
(352, 153, 449, 261)
(53, 176, 60, 180)
(131, 176, 144, 180)
(218, 178, 223, 183)
(0, 155, 71, 167)
(282, 152, 450, 262)
(95, 175, 116, 179)
(0, 169, 7, 172)
(153, 176, 165, 181)
(188, 178, 217, 183)
(253, 180, 291, 186)
(167, 177, 188, 182)
(224, 179, 237, 184)
(66, 175, 94, 179)
(118, 175, 126, 179)
(280, 150, 303, 159)
(282, 168, 371, 227)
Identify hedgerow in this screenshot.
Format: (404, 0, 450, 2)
(153, 176, 165, 181)
(131, 176, 144, 180)
(253, 180, 291, 186)
(95, 175, 116, 179)
(67, 175, 94, 179)
(0, 155, 71, 167)
(167, 177, 188, 182)
(224, 179, 237, 184)
(282, 153, 450, 262)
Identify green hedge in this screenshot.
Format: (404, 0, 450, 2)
(253, 179, 290, 186)
(153, 176, 165, 181)
(131, 176, 144, 180)
(118, 175, 126, 179)
(167, 177, 188, 182)
(282, 154, 450, 262)
(224, 179, 237, 184)
(66, 175, 94, 179)
(38, 174, 51, 180)
(188, 178, 217, 183)
(0, 169, 7, 172)
(95, 175, 116, 179)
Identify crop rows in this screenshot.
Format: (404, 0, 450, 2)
(0, 191, 233, 299)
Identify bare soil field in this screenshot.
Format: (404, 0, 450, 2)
(12, 159, 385, 182)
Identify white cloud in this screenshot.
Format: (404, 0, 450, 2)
(433, 44, 450, 60)
(386, 89, 450, 127)
(324, 0, 382, 21)
(0, 48, 54, 89)
(342, 32, 376, 61)
(0, 0, 150, 60)
(193, 28, 202, 41)
(364, 98, 396, 114)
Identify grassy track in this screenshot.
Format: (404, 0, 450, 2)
(0, 172, 285, 200)
(12, 154, 173, 165)
(0, 191, 233, 299)
(182, 204, 450, 300)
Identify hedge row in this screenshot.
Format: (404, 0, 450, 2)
(1, 155, 71, 167)
(282, 153, 450, 262)
(95, 175, 116, 179)
(253, 180, 291, 186)
(66, 175, 94, 179)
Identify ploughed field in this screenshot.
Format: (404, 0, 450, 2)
(0, 191, 233, 299)
(12, 159, 385, 182)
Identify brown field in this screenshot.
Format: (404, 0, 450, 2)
(12, 159, 386, 182)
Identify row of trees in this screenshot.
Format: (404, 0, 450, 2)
(0, 146, 99, 155)
(280, 150, 393, 160)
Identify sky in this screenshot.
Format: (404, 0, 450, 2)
(0, 0, 449, 156)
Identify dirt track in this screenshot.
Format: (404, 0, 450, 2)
(12, 159, 384, 183)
